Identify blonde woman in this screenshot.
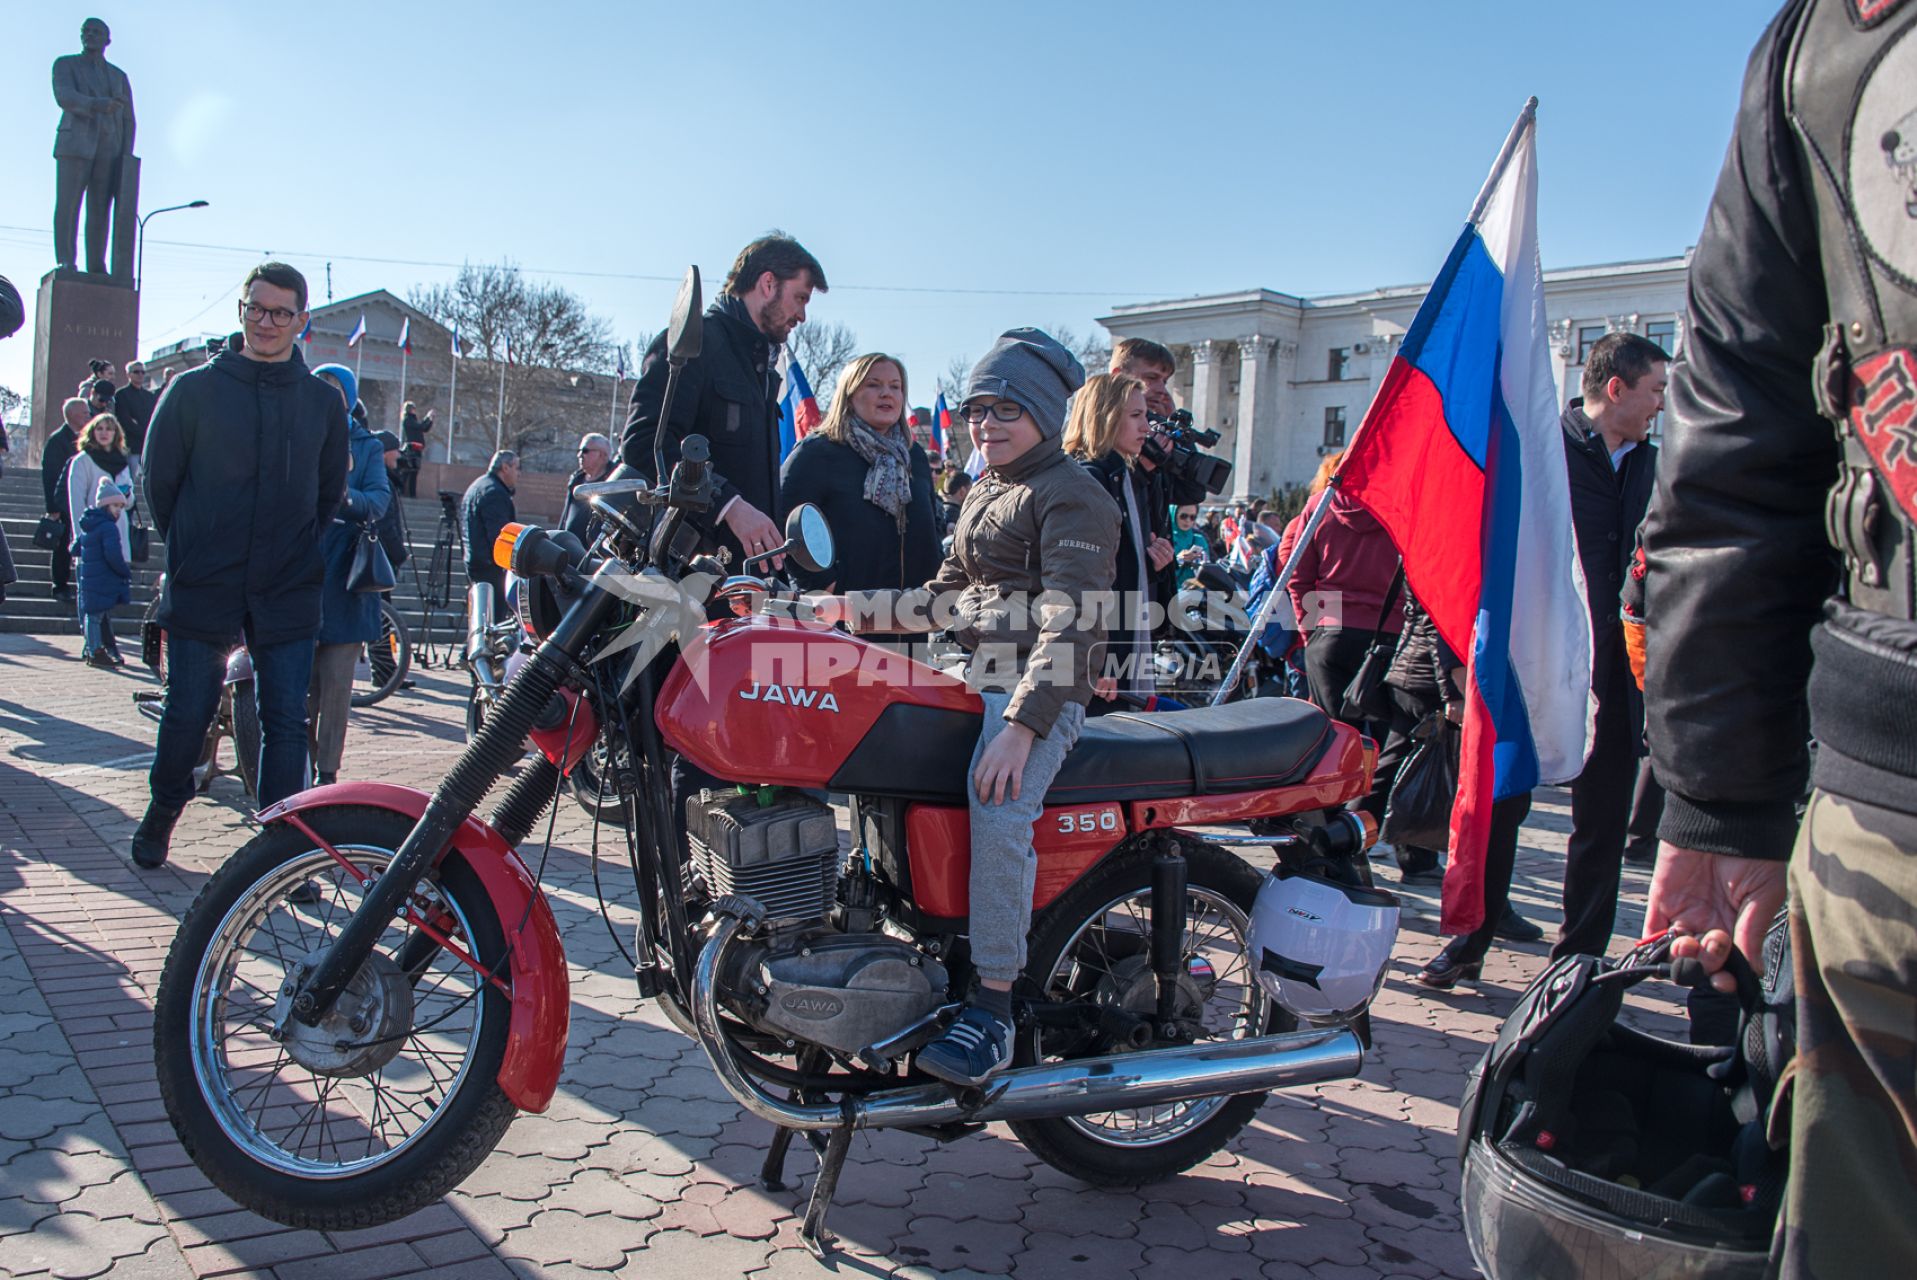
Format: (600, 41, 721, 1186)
(65, 412, 133, 562)
(1066, 372, 1168, 696)
(778, 353, 940, 595)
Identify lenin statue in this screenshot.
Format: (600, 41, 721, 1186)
(52, 17, 136, 276)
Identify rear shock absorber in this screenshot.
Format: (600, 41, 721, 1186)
(1151, 835, 1190, 1036)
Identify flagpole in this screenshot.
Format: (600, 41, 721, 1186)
(1210, 491, 1338, 706)
(609, 374, 621, 437)
(398, 342, 409, 415)
(354, 334, 363, 383)
(1468, 96, 1538, 225)
(445, 342, 459, 464)
(494, 348, 508, 453)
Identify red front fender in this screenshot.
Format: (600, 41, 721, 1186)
(257, 782, 570, 1113)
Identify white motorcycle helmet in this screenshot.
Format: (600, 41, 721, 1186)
(1248, 866, 1399, 1023)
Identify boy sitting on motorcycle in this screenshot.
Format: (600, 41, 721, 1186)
(813, 329, 1119, 1085)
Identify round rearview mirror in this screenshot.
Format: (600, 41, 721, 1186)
(785, 504, 833, 576)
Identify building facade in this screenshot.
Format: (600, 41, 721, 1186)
(1098, 253, 1691, 501)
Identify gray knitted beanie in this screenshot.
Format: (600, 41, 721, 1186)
(963, 328, 1085, 440)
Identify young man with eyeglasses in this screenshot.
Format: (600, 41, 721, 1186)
(132, 262, 349, 869)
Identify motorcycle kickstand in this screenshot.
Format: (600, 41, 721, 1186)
(761, 1124, 830, 1192)
(800, 1121, 855, 1259)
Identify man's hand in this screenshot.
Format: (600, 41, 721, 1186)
(724, 501, 785, 570)
(1146, 535, 1176, 572)
(1644, 843, 1789, 990)
(975, 722, 1036, 805)
(1093, 675, 1118, 701)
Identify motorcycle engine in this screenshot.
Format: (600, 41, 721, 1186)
(687, 790, 949, 1057)
(723, 933, 949, 1059)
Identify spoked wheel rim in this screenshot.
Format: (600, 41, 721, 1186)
(1034, 885, 1268, 1148)
(188, 846, 489, 1178)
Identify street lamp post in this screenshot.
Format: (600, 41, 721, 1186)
(135, 199, 210, 295)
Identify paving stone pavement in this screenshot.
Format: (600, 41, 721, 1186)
(0, 632, 1688, 1278)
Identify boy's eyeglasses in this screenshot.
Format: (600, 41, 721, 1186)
(958, 400, 1027, 425)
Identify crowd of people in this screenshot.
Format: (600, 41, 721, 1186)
(3, 32, 1911, 1248)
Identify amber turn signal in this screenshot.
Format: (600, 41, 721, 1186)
(493, 523, 525, 572)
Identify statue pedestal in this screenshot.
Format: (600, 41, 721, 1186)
(27, 269, 138, 466)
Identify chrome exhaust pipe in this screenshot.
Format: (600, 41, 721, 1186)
(692, 905, 1364, 1134)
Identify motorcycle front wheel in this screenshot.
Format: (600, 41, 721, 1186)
(1010, 837, 1283, 1186)
(154, 807, 517, 1230)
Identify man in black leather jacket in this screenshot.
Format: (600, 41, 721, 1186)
(621, 233, 826, 565)
(1640, 1, 1917, 1271)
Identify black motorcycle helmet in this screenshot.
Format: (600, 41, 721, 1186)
(1457, 926, 1793, 1279)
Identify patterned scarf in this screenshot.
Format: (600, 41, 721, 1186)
(843, 415, 913, 530)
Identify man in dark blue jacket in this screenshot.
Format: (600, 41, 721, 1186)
(462, 451, 518, 618)
(1553, 332, 1666, 960)
(132, 263, 349, 868)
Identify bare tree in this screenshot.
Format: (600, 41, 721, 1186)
(0, 385, 22, 421)
(410, 261, 613, 455)
(1048, 324, 1112, 375)
(786, 321, 859, 407)
(936, 354, 972, 406)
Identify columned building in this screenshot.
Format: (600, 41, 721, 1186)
(1098, 252, 1691, 501)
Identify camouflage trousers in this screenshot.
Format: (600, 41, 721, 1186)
(1774, 790, 1917, 1278)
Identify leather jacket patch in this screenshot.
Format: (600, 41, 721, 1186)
(1849, 18, 1917, 289)
(1851, 348, 1917, 520)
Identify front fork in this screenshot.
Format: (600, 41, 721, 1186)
(290, 576, 620, 1026)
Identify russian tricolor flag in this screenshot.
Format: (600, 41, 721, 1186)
(346, 313, 367, 348)
(932, 392, 951, 457)
(778, 358, 822, 462)
(396, 317, 411, 354)
(1337, 99, 1592, 934)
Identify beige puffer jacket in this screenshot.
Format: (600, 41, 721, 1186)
(852, 436, 1118, 736)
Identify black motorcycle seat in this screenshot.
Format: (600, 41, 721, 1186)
(828, 697, 1334, 804)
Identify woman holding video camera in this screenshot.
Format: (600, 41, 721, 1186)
(1068, 372, 1175, 698)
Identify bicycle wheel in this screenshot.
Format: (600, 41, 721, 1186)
(351, 604, 411, 708)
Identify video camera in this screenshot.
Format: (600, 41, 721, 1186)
(1142, 409, 1232, 496)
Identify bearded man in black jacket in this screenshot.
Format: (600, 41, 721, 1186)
(1553, 331, 1666, 961)
(622, 233, 826, 566)
(131, 263, 349, 869)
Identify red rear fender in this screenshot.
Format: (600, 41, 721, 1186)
(256, 782, 570, 1113)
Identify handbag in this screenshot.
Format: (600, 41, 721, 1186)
(347, 522, 396, 594)
(1382, 710, 1460, 850)
(127, 495, 151, 563)
(1338, 560, 1407, 722)
(32, 515, 63, 552)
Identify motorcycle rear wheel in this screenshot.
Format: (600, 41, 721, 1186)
(1010, 837, 1284, 1186)
(154, 807, 517, 1230)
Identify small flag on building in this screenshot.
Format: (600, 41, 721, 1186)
(451, 324, 462, 358)
(615, 347, 628, 381)
(297, 316, 312, 343)
(396, 317, 411, 354)
(778, 359, 822, 462)
(346, 313, 367, 348)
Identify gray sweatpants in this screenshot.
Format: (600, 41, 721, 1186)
(306, 642, 359, 776)
(966, 691, 1087, 985)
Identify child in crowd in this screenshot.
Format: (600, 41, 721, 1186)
(813, 329, 1119, 1085)
(76, 476, 131, 668)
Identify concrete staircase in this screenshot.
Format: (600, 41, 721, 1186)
(0, 465, 478, 648)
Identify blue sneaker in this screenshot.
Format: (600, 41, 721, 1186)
(916, 1004, 1013, 1087)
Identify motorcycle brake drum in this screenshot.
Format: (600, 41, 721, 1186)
(272, 948, 415, 1078)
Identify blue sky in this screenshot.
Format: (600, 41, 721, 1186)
(2, 0, 1781, 415)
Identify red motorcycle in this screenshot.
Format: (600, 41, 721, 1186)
(153, 273, 1393, 1253)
